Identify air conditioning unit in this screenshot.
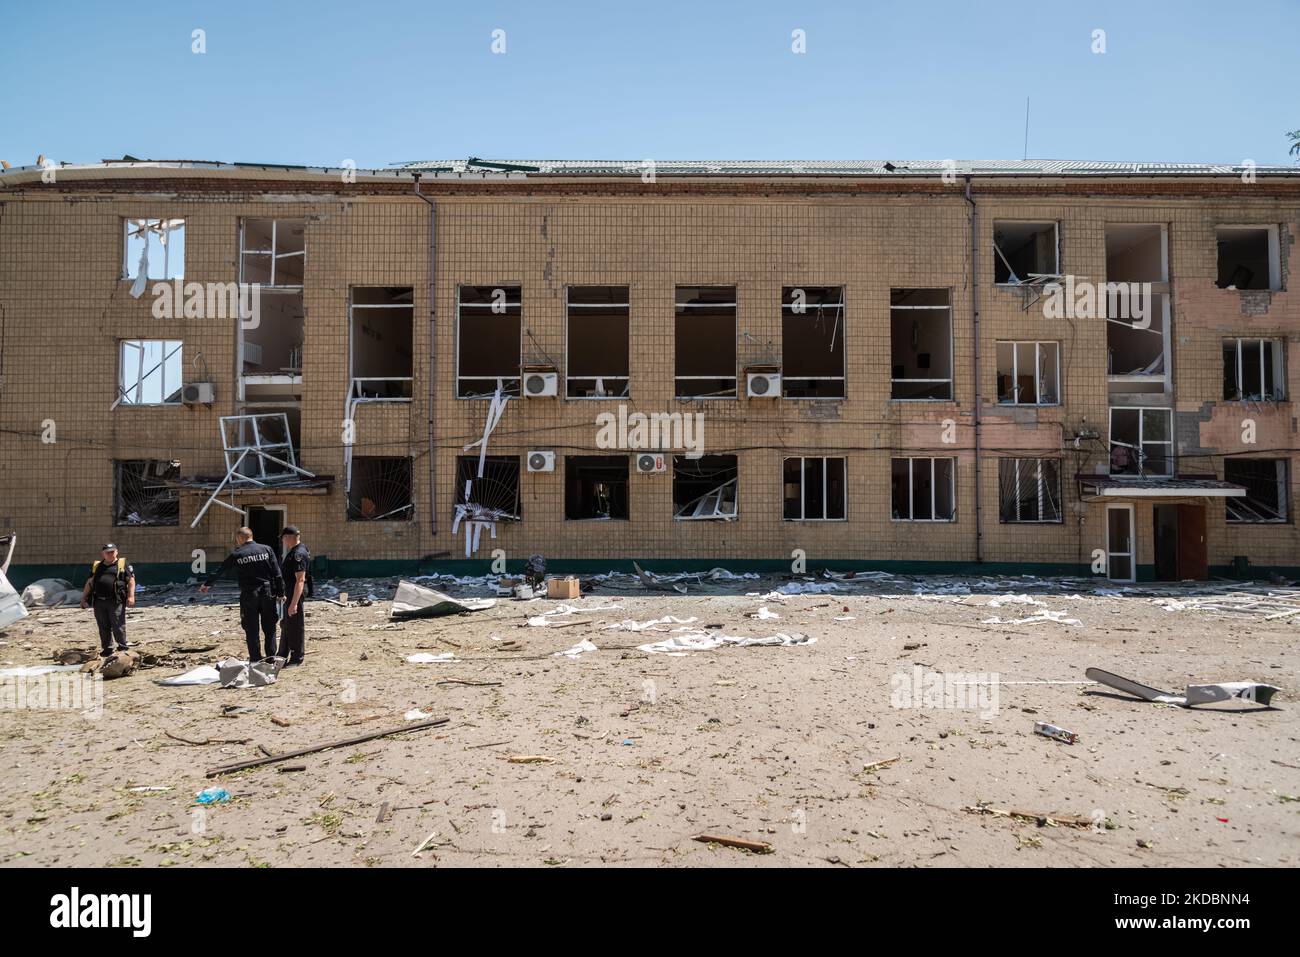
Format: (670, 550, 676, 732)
(182, 382, 215, 405)
(523, 370, 558, 398)
(746, 371, 781, 398)
(527, 450, 555, 472)
(635, 452, 667, 474)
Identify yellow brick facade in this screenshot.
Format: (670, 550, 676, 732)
(1, 168, 1296, 578)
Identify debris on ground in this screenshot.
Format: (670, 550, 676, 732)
(1087, 667, 1282, 708)
(1033, 721, 1078, 744)
(389, 581, 495, 620)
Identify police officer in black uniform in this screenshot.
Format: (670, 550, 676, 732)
(199, 526, 284, 661)
(278, 525, 311, 666)
(80, 543, 135, 656)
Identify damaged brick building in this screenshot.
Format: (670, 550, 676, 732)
(0, 158, 1296, 583)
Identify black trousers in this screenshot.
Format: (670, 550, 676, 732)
(280, 601, 305, 662)
(93, 598, 127, 652)
(238, 590, 280, 660)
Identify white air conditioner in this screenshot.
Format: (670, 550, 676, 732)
(746, 371, 781, 398)
(524, 371, 558, 398)
(527, 450, 555, 472)
(182, 382, 215, 405)
(635, 452, 667, 474)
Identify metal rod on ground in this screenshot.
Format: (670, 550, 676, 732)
(205, 717, 449, 777)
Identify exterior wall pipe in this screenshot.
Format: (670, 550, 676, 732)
(964, 175, 983, 563)
(413, 174, 437, 536)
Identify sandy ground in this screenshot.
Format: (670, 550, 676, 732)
(1, 573, 1297, 868)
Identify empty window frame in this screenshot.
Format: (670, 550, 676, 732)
(782, 457, 846, 521)
(1105, 224, 1169, 387)
(891, 457, 956, 521)
(566, 286, 629, 398)
(1109, 407, 1173, 476)
(455, 455, 521, 520)
(564, 455, 629, 520)
(1216, 226, 1280, 291)
(1224, 459, 1289, 523)
(113, 459, 180, 526)
(457, 285, 522, 398)
(239, 219, 305, 287)
(996, 341, 1060, 405)
(890, 289, 952, 400)
(782, 286, 845, 398)
(240, 291, 304, 400)
(673, 455, 738, 521)
(998, 458, 1063, 523)
(117, 340, 183, 406)
(1222, 338, 1286, 401)
(346, 456, 414, 521)
(675, 286, 736, 398)
(993, 222, 1058, 285)
(123, 218, 185, 281)
(350, 287, 413, 399)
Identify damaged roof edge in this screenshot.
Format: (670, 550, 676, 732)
(2, 157, 1299, 186)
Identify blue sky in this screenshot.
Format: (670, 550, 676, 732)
(3, 0, 1297, 169)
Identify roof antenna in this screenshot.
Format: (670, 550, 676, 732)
(1023, 97, 1030, 161)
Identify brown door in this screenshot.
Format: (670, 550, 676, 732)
(1175, 504, 1208, 580)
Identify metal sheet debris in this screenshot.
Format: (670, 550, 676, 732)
(389, 581, 496, 620)
(1087, 667, 1281, 708)
(636, 631, 815, 656)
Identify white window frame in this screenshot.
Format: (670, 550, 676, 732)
(892, 457, 957, 522)
(348, 287, 414, 402)
(674, 286, 738, 400)
(122, 218, 185, 280)
(565, 285, 631, 400)
(1109, 407, 1174, 477)
(783, 456, 847, 522)
(455, 285, 523, 399)
(238, 219, 305, 288)
(781, 286, 846, 400)
(114, 339, 183, 408)
(1223, 337, 1286, 401)
(1000, 458, 1063, 524)
(889, 295, 953, 401)
(997, 340, 1060, 405)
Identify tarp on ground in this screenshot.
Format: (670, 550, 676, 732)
(389, 580, 496, 620)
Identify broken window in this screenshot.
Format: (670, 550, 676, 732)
(782, 457, 846, 521)
(891, 458, 956, 521)
(890, 289, 952, 400)
(675, 286, 736, 398)
(239, 219, 305, 287)
(996, 341, 1059, 405)
(116, 340, 183, 406)
(993, 222, 1058, 285)
(1109, 407, 1173, 476)
(455, 455, 521, 520)
(457, 285, 521, 398)
(1216, 226, 1280, 291)
(113, 459, 180, 527)
(782, 286, 845, 398)
(998, 458, 1062, 523)
(241, 405, 301, 462)
(1105, 224, 1169, 392)
(567, 286, 629, 398)
(349, 287, 413, 399)
(565, 455, 629, 520)
(123, 218, 184, 281)
(1222, 337, 1286, 401)
(673, 455, 738, 520)
(346, 457, 413, 521)
(1225, 458, 1289, 523)
(240, 291, 304, 401)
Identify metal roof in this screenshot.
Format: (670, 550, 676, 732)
(1080, 477, 1247, 498)
(396, 158, 1299, 177)
(2, 156, 1297, 182)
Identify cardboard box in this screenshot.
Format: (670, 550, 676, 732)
(546, 576, 581, 600)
